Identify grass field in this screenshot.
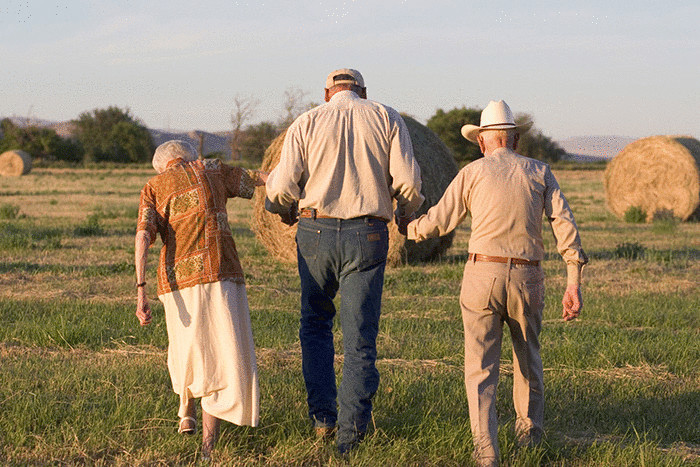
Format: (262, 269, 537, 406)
(0, 165, 698, 466)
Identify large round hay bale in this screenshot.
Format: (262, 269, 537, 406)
(252, 115, 459, 266)
(0, 150, 32, 176)
(604, 136, 700, 221)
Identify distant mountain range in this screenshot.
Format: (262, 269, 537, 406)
(3, 116, 639, 162)
(557, 136, 637, 161)
(149, 128, 233, 158)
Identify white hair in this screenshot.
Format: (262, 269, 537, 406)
(152, 140, 198, 173)
(479, 128, 518, 146)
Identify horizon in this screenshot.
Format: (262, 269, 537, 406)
(1, 1, 698, 141)
(0, 114, 652, 160)
(0, 114, 644, 141)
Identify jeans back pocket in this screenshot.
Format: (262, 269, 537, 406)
(296, 224, 321, 261)
(357, 225, 389, 270)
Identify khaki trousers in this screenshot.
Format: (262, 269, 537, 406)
(460, 259, 545, 464)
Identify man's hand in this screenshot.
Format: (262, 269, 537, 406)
(279, 202, 298, 226)
(562, 284, 583, 321)
(136, 288, 152, 326)
(395, 212, 416, 236)
(265, 198, 298, 226)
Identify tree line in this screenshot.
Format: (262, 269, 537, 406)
(0, 107, 154, 164)
(426, 107, 565, 164)
(1, 97, 564, 166)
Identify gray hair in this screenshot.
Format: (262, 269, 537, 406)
(152, 140, 198, 173)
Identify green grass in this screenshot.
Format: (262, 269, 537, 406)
(0, 202, 21, 219)
(624, 205, 647, 223)
(0, 167, 698, 465)
(0, 222, 63, 251)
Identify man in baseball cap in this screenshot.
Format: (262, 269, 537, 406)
(266, 68, 423, 455)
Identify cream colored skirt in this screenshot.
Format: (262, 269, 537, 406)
(159, 280, 259, 427)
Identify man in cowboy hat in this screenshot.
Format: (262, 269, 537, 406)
(407, 100, 587, 466)
(266, 68, 424, 455)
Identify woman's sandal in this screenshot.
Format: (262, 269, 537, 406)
(178, 416, 197, 435)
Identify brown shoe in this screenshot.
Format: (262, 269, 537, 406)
(516, 428, 543, 448)
(178, 416, 196, 435)
(315, 426, 336, 439)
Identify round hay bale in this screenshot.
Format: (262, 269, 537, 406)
(604, 136, 700, 221)
(0, 150, 32, 176)
(252, 115, 459, 266)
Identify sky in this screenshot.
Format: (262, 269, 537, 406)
(1, 0, 698, 141)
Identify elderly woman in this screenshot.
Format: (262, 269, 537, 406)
(134, 140, 266, 459)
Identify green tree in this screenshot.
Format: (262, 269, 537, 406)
(426, 107, 481, 163)
(73, 107, 154, 163)
(240, 122, 280, 163)
(427, 107, 564, 164)
(0, 118, 82, 162)
(514, 113, 565, 163)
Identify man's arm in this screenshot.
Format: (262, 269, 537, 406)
(407, 168, 468, 242)
(388, 113, 424, 221)
(543, 166, 588, 321)
(266, 124, 305, 210)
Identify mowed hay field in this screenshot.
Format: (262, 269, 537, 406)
(0, 166, 698, 466)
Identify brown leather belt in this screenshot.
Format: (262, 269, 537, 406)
(469, 253, 539, 266)
(299, 209, 336, 219)
(299, 208, 387, 222)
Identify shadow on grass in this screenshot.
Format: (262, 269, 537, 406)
(586, 247, 700, 261)
(548, 378, 700, 447)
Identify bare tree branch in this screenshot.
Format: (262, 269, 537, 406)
(279, 87, 312, 129)
(230, 95, 259, 161)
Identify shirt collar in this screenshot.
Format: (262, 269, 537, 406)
(329, 90, 360, 101)
(165, 157, 185, 169)
(485, 147, 514, 157)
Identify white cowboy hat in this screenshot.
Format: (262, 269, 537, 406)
(461, 100, 532, 143)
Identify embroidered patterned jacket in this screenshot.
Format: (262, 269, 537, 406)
(137, 158, 259, 296)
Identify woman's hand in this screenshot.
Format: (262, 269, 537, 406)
(256, 171, 269, 186)
(136, 288, 152, 326)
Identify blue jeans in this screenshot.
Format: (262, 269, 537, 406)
(296, 216, 389, 445)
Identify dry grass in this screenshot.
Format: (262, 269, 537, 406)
(571, 259, 699, 297)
